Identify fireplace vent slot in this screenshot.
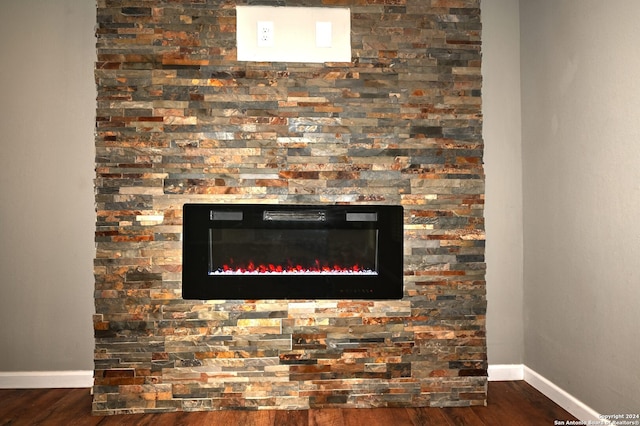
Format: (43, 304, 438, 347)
(211, 211, 243, 221)
(346, 212, 377, 222)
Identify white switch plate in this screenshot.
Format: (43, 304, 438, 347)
(316, 21, 332, 48)
(237, 6, 351, 63)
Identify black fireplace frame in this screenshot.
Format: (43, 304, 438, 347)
(182, 204, 404, 300)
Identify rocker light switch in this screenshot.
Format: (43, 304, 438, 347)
(316, 21, 332, 48)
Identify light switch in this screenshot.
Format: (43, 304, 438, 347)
(316, 21, 332, 48)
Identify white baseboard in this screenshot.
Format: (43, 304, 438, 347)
(523, 366, 605, 424)
(0, 371, 93, 389)
(488, 364, 524, 381)
(488, 364, 605, 423)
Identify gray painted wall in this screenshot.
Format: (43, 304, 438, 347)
(521, 0, 640, 413)
(0, 1, 96, 371)
(483, 0, 524, 366)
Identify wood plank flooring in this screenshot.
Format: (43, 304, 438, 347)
(0, 381, 578, 425)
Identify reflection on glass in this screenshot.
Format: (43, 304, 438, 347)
(208, 228, 378, 275)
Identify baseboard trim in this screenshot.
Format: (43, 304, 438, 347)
(0, 371, 93, 389)
(488, 364, 524, 381)
(488, 364, 606, 423)
(523, 366, 606, 424)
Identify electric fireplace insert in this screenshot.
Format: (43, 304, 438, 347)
(182, 204, 403, 300)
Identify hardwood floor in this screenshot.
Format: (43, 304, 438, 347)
(0, 381, 578, 425)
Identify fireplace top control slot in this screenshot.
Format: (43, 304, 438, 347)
(263, 209, 326, 222)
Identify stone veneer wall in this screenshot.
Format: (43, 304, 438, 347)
(93, 0, 486, 415)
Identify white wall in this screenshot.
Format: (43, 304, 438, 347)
(0, 1, 96, 371)
(482, 0, 524, 366)
(521, 0, 640, 413)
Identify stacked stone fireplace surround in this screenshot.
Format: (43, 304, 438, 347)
(93, 0, 486, 415)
